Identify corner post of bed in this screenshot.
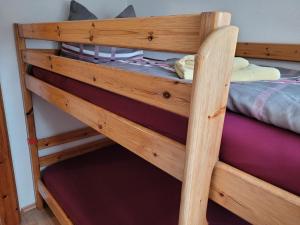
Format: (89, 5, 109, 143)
(178, 14, 239, 225)
(14, 23, 44, 210)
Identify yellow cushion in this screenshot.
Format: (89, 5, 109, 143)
(231, 64, 281, 82)
(175, 56, 250, 80)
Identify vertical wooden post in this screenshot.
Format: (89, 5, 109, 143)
(0, 86, 20, 225)
(178, 26, 238, 225)
(14, 24, 43, 209)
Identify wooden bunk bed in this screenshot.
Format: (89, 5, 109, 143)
(14, 12, 300, 225)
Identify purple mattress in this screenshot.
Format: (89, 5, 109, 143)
(32, 66, 300, 196)
(43, 144, 250, 225)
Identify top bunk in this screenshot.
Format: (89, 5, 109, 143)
(17, 12, 233, 118)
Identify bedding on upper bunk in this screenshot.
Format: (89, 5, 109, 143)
(61, 1, 143, 63)
(228, 67, 300, 134)
(60, 1, 300, 134)
(31, 66, 300, 196)
(42, 144, 250, 225)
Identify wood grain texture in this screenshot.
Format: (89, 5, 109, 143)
(23, 50, 192, 117)
(18, 12, 230, 54)
(211, 162, 300, 225)
(38, 127, 99, 150)
(25, 75, 185, 180)
(39, 138, 114, 167)
(14, 24, 44, 209)
(0, 87, 20, 225)
(38, 181, 72, 225)
(179, 26, 238, 225)
(236, 42, 300, 62)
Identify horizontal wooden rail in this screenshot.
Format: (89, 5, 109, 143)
(23, 49, 192, 117)
(236, 42, 300, 62)
(211, 162, 300, 225)
(39, 138, 114, 167)
(38, 127, 99, 150)
(18, 12, 231, 54)
(26, 74, 186, 180)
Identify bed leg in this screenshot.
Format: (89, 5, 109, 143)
(14, 24, 44, 210)
(178, 25, 238, 225)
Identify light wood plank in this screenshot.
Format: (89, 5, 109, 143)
(14, 24, 44, 209)
(0, 87, 20, 225)
(211, 162, 300, 225)
(38, 127, 99, 150)
(38, 181, 72, 225)
(19, 12, 230, 54)
(23, 50, 192, 117)
(179, 26, 238, 225)
(236, 42, 300, 62)
(25, 74, 186, 180)
(39, 138, 114, 167)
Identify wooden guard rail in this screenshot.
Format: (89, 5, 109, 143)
(18, 13, 230, 54)
(23, 49, 192, 117)
(38, 127, 99, 150)
(236, 42, 300, 62)
(39, 138, 114, 167)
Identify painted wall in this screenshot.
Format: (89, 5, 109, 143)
(128, 0, 300, 42)
(0, 0, 127, 208)
(128, 0, 300, 69)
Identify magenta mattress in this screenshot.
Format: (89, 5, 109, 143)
(31, 66, 300, 196)
(43, 144, 250, 225)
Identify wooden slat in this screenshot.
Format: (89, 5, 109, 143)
(39, 138, 114, 167)
(38, 127, 99, 150)
(38, 180, 72, 225)
(236, 42, 300, 62)
(25, 74, 186, 180)
(14, 24, 44, 209)
(23, 50, 192, 117)
(179, 26, 238, 225)
(18, 12, 230, 54)
(211, 162, 300, 225)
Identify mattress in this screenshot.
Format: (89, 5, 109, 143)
(43, 144, 250, 225)
(32, 66, 300, 196)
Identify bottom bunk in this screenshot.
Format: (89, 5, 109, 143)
(41, 144, 250, 225)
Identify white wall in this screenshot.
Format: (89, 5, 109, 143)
(0, 0, 127, 208)
(128, 0, 300, 68)
(128, 0, 300, 42)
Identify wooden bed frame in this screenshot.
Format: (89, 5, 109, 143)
(14, 12, 300, 225)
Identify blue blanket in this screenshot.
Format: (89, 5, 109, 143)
(227, 67, 300, 134)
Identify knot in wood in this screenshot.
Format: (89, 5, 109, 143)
(148, 32, 154, 41)
(163, 91, 171, 99)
